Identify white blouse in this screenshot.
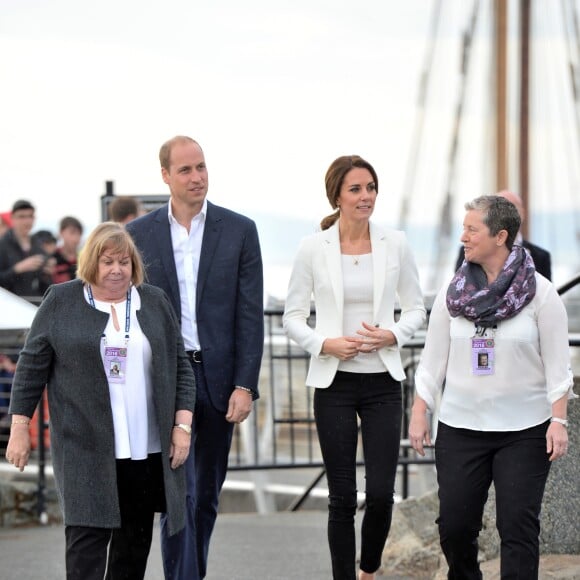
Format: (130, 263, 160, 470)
(415, 274, 575, 431)
(86, 286, 160, 459)
(338, 253, 384, 374)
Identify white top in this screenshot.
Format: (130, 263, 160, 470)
(168, 199, 207, 350)
(283, 222, 426, 388)
(338, 253, 384, 373)
(86, 286, 159, 459)
(415, 273, 575, 431)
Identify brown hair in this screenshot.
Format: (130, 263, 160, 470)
(77, 222, 145, 286)
(59, 216, 83, 234)
(159, 136, 201, 171)
(320, 155, 379, 230)
(108, 196, 140, 223)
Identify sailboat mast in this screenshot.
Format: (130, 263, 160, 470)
(495, 0, 508, 190)
(519, 0, 531, 238)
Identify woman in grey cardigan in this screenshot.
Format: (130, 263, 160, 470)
(5, 222, 196, 580)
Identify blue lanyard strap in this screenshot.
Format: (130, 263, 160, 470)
(87, 285, 132, 336)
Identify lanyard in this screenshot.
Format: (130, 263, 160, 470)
(87, 285, 132, 337)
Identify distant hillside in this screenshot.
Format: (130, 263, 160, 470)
(252, 209, 580, 299)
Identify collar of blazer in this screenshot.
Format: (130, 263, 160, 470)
(321, 221, 388, 321)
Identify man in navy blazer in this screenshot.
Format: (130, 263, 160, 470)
(127, 136, 264, 580)
(454, 190, 552, 280)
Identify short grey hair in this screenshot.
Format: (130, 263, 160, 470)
(465, 195, 521, 250)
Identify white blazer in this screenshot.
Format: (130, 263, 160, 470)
(283, 221, 426, 388)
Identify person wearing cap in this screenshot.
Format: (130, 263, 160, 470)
(0, 200, 52, 299)
(0, 211, 12, 238)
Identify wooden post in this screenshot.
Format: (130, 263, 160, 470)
(496, 0, 508, 191)
(519, 0, 531, 238)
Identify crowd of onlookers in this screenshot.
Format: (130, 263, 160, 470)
(0, 195, 143, 450)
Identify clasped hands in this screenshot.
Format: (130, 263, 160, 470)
(322, 322, 396, 361)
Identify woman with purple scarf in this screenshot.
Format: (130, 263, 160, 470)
(409, 195, 575, 580)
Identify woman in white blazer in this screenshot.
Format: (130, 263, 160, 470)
(283, 155, 425, 580)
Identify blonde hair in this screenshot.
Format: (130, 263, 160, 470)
(77, 222, 145, 286)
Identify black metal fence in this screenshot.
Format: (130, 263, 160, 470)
(3, 292, 579, 519)
(0, 308, 435, 519)
(227, 309, 435, 505)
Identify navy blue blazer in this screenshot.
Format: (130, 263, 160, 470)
(127, 201, 264, 412)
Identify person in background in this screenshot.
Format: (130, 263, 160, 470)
(5, 222, 196, 580)
(127, 136, 264, 580)
(0, 211, 12, 238)
(283, 155, 426, 580)
(53, 216, 84, 283)
(454, 190, 552, 280)
(410, 195, 574, 579)
(109, 195, 143, 225)
(31, 230, 58, 257)
(0, 200, 52, 299)
(0, 354, 17, 453)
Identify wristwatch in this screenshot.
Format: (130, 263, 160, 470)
(174, 423, 192, 435)
(550, 417, 569, 427)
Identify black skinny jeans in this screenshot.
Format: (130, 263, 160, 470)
(435, 421, 551, 580)
(314, 371, 402, 580)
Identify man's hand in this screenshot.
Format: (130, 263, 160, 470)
(13, 255, 45, 274)
(226, 388, 253, 423)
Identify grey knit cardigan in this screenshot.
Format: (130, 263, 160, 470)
(9, 279, 196, 535)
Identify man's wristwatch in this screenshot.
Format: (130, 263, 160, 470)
(550, 417, 569, 428)
(174, 423, 192, 435)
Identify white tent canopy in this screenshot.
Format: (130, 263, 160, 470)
(0, 287, 38, 331)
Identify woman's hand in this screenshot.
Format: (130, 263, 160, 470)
(169, 426, 191, 469)
(409, 398, 432, 457)
(5, 420, 32, 472)
(356, 322, 397, 353)
(546, 422, 568, 462)
(322, 337, 364, 360)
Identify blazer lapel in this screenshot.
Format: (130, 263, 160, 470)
(323, 224, 344, 313)
(153, 206, 182, 315)
(197, 202, 223, 309)
(370, 223, 387, 322)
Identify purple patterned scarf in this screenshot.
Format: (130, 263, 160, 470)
(446, 245, 536, 327)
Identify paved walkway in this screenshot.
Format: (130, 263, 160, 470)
(2, 512, 580, 579)
(0, 511, 333, 580)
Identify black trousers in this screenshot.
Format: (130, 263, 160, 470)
(435, 421, 551, 580)
(65, 453, 166, 580)
(314, 371, 402, 580)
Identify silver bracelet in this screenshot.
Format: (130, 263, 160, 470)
(550, 417, 569, 427)
(235, 386, 253, 395)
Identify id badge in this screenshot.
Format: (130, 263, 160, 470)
(104, 346, 127, 384)
(471, 337, 494, 375)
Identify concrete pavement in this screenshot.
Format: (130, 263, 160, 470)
(0, 511, 333, 580)
(1, 511, 580, 579)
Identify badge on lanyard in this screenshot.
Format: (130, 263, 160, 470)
(471, 337, 494, 375)
(104, 346, 127, 384)
(87, 285, 131, 385)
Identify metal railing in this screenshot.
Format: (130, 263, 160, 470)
(227, 309, 435, 508)
(3, 270, 580, 519)
(0, 308, 435, 520)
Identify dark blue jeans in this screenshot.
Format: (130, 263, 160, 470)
(435, 421, 551, 580)
(160, 360, 234, 580)
(314, 371, 402, 580)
